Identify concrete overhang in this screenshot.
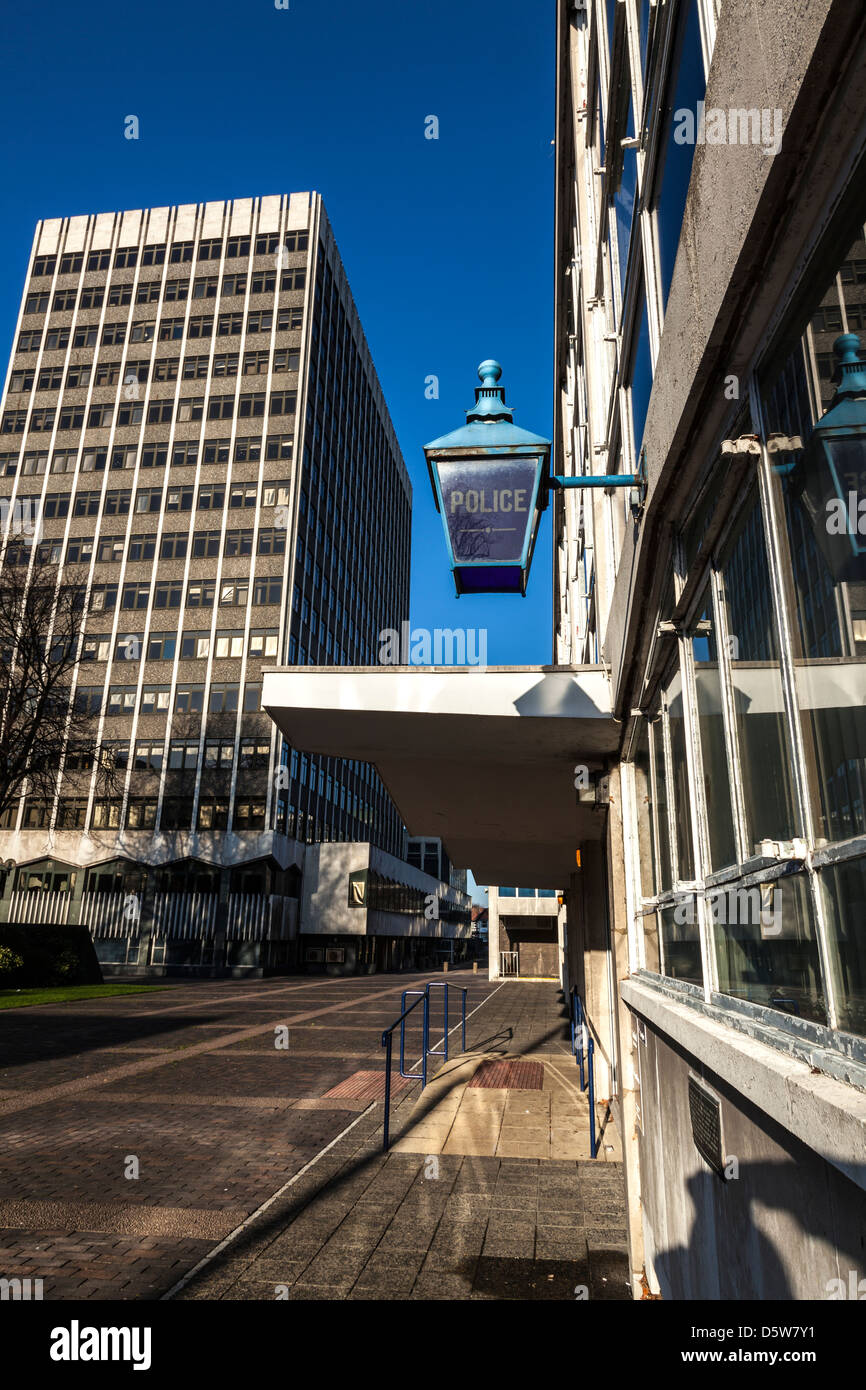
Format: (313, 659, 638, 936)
(262, 665, 617, 888)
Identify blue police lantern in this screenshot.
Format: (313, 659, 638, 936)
(424, 361, 551, 595)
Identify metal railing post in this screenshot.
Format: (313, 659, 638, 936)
(425, 981, 450, 1064)
(573, 993, 586, 1091)
(461, 988, 467, 1052)
(399, 989, 426, 1079)
(382, 1030, 393, 1152)
(587, 1035, 596, 1158)
(400, 990, 409, 1075)
(381, 990, 431, 1151)
(422, 990, 429, 1088)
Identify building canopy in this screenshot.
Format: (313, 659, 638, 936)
(263, 666, 617, 886)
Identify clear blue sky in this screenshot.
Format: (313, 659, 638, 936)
(0, 0, 555, 666)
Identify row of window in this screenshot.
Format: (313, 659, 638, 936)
(79, 629, 280, 663)
(17, 307, 303, 353)
(287, 630, 351, 666)
(277, 802, 379, 844)
(1, 440, 293, 476)
(114, 736, 272, 772)
(64, 527, 286, 566)
(11, 479, 289, 520)
(10, 349, 299, 392)
(75, 679, 262, 718)
(9, 795, 269, 833)
(289, 751, 380, 812)
(23, 269, 306, 316)
(293, 587, 348, 630)
(497, 887, 559, 899)
(6, 790, 394, 852)
(30, 231, 308, 279)
(78, 577, 284, 613)
(2, 390, 297, 433)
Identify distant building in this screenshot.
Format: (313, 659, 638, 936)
(406, 835, 468, 894)
(299, 841, 471, 974)
(487, 887, 562, 980)
(0, 193, 470, 974)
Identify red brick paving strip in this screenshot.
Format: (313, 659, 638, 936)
(468, 1059, 544, 1090)
(322, 1070, 414, 1102)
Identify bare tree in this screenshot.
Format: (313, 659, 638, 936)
(0, 549, 116, 826)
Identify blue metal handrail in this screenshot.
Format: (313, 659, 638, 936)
(587, 1036, 596, 1159)
(381, 981, 469, 1151)
(570, 986, 597, 1159)
(426, 981, 449, 1060)
(399, 990, 428, 1081)
(381, 991, 428, 1152)
(570, 988, 585, 1090)
(425, 982, 468, 1061)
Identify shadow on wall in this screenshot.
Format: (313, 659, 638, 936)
(656, 1159, 866, 1300)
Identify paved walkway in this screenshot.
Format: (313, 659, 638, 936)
(173, 980, 630, 1301)
(0, 973, 630, 1300)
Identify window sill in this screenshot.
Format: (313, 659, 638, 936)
(621, 975, 866, 1192)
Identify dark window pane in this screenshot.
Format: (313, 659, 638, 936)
(652, 0, 705, 308)
(821, 857, 866, 1037)
(691, 587, 737, 870)
(664, 668, 694, 880)
(651, 716, 672, 891)
(712, 873, 826, 1024)
(660, 900, 701, 985)
(718, 487, 800, 849)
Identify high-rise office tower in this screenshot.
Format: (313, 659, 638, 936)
(0, 193, 413, 974)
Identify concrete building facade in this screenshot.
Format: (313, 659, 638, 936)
(0, 193, 468, 974)
(299, 841, 472, 975)
(553, 0, 866, 1299)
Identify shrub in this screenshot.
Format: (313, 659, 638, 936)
(0, 925, 102, 986)
(0, 946, 25, 982)
(52, 949, 81, 982)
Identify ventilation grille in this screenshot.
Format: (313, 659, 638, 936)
(688, 1076, 725, 1177)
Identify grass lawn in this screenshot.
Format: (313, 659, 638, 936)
(0, 984, 171, 1010)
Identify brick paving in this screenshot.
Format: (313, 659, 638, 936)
(0, 971, 495, 1298)
(0, 973, 631, 1300)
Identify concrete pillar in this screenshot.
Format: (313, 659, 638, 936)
(605, 765, 646, 1300)
(212, 867, 231, 976)
(487, 885, 501, 980)
(557, 899, 567, 991)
